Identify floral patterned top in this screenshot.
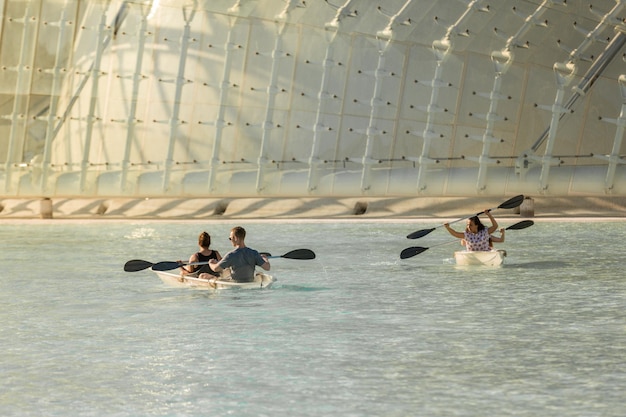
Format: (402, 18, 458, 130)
(463, 228, 490, 251)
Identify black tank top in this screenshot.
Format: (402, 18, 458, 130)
(194, 251, 220, 276)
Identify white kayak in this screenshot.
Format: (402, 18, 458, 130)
(152, 269, 275, 290)
(454, 249, 507, 266)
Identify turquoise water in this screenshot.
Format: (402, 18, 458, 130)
(1, 219, 625, 416)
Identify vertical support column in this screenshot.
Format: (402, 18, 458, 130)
(413, 0, 488, 192)
(78, 10, 111, 193)
(207, 16, 241, 192)
(537, 62, 576, 191)
(600, 74, 626, 192)
(357, 39, 392, 193)
(306, 0, 360, 193)
(120, 6, 149, 193)
(414, 38, 451, 192)
(254, 21, 288, 193)
(306, 29, 339, 193)
(3, 2, 40, 193)
(473, 50, 512, 191)
(39, 1, 73, 193)
(162, 7, 196, 193)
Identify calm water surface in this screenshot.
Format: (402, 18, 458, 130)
(1, 219, 624, 416)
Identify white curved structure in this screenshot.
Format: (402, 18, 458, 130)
(1, 0, 625, 199)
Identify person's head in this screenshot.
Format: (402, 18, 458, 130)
(467, 216, 485, 233)
(198, 231, 211, 248)
(229, 226, 246, 245)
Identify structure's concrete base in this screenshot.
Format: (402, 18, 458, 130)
(1, 196, 625, 220)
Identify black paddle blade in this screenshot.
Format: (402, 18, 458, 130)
(151, 261, 184, 271)
(506, 220, 534, 230)
(282, 249, 316, 260)
(497, 194, 524, 210)
(400, 246, 428, 259)
(406, 228, 435, 240)
(124, 259, 154, 272)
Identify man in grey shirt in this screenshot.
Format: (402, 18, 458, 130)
(209, 226, 270, 282)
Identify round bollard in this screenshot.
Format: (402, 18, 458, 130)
(40, 198, 53, 219)
(520, 197, 534, 217)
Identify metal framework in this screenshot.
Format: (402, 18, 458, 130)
(0, 0, 625, 198)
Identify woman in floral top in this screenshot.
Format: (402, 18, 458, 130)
(444, 209, 499, 251)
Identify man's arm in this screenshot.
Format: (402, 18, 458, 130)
(209, 259, 223, 273)
(259, 254, 270, 271)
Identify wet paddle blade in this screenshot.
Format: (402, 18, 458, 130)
(280, 249, 316, 260)
(497, 194, 524, 210)
(506, 220, 534, 230)
(124, 259, 154, 272)
(151, 261, 184, 271)
(406, 228, 435, 240)
(400, 246, 428, 259)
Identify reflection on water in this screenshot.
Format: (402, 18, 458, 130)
(508, 260, 570, 269)
(0, 220, 625, 417)
(275, 284, 331, 292)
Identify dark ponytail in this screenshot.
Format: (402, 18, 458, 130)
(198, 231, 211, 248)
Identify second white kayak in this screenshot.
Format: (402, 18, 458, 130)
(454, 249, 507, 266)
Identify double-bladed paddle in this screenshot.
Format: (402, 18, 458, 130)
(406, 194, 525, 239)
(257, 248, 316, 260)
(124, 259, 157, 272)
(400, 220, 534, 259)
(144, 248, 316, 272)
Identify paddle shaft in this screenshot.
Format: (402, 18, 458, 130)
(406, 195, 524, 239)
(150, 248, 316, 271)
(186, 250, 313, 265)
(186, 254, 283, 267)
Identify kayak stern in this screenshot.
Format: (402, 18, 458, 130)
(454, 249, 506, 267)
